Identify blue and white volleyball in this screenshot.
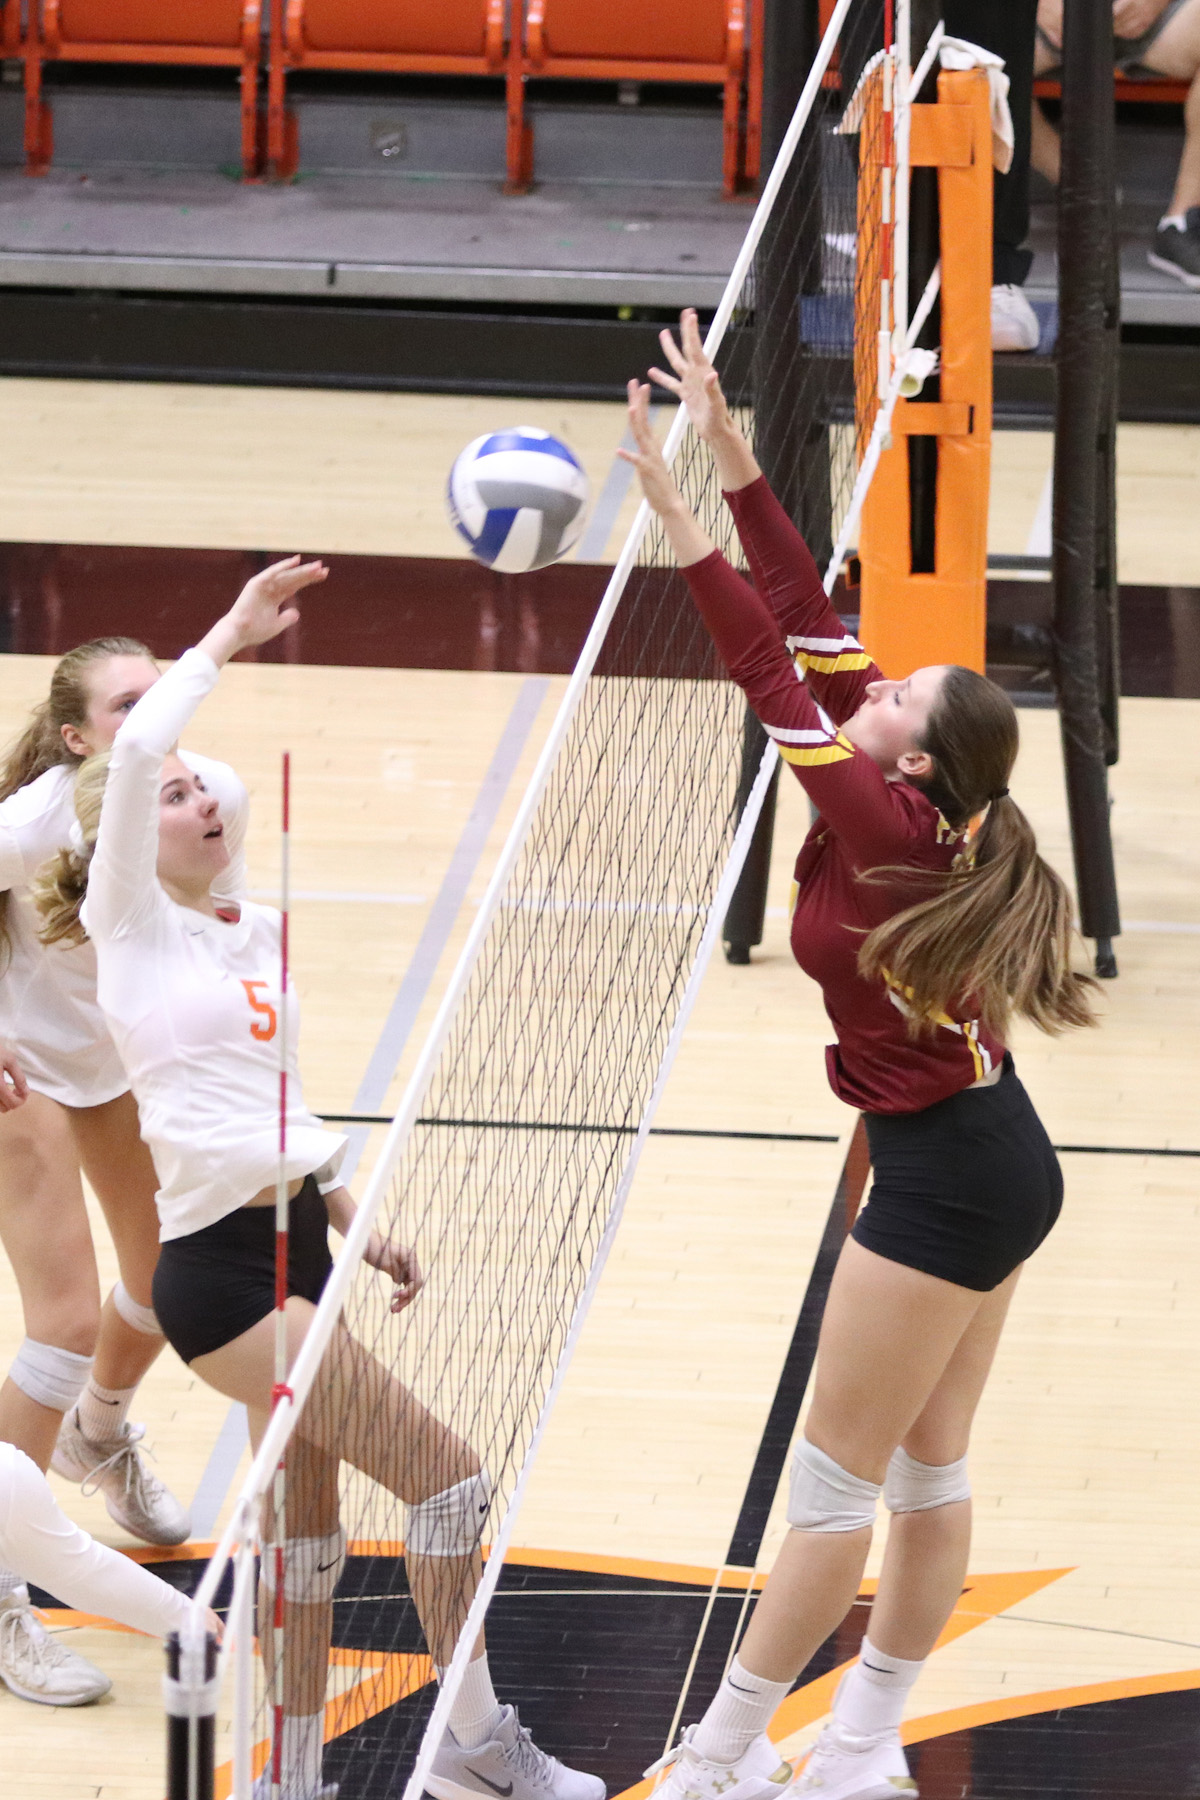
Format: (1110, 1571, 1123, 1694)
(447, 428, 590, 573)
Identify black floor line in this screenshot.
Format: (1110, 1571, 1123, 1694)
(723, 1133, 861, 1570)
(317, 1113, 1199, 1159)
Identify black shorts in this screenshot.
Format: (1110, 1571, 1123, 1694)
(152, 1175, 334, 1365)
(852, 1056, 1062, 1292)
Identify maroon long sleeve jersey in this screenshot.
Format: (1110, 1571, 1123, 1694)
(684, 475, 1003, 1115)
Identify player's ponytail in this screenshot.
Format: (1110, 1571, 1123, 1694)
(33, 752, 110, 949)
(0, 636, 153, 966)
(858, 664, 1098, 1040)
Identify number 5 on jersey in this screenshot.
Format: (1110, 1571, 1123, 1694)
(241, 979, 278, 1042)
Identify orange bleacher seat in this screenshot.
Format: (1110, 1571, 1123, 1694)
(1035, 73, 1189, 106)
(3, 0, 21, 58)
(519, 0, 748, 197)
(26, 0, 262, 177)
(269, 0, 514, 184)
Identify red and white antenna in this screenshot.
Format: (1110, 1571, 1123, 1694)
(269, 749, 292, 1800)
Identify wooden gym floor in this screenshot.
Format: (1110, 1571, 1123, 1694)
(0, 379, 1197, 1799)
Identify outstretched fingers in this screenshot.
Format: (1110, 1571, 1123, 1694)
(679, 305, 707, 363)
(262, 556, 329, 597)
(657, 325, 689, 377)
(623, 378, 658, 452)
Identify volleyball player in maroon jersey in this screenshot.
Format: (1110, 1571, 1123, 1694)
(621, 313, 1095, 1800)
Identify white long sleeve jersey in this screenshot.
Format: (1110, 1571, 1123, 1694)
(0, 743, 248, 1109)
(0, 1443, 190, 1640)
(82, 649, 345, 1241)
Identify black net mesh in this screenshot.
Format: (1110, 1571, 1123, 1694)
(221, 8, 893, 1796)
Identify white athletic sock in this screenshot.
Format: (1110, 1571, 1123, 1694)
(76, 1379, 136, 1445)
(690, 1655, 792, 1765)
(443, 1651, 504, 1750)
(1161, 212, 1189, 232)
(833, 1637, 925, 1738)
(0, 1564, 22, 1604)
(278, 1710, 323, 1795)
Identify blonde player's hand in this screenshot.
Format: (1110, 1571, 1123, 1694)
(227, 556, 329, 649)
(648, 307, 732, 442)
(364, 1233, 424, 1314)
(0, 1040, 28, 1112)
(200, 556, 329, 668)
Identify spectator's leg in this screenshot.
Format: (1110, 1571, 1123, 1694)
(1142, 0, 1200, 284)
(945, 0, 1041, 347)
(1141, 0, 1200, 213)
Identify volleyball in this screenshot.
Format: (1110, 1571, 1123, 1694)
(447, 427, 590, 573)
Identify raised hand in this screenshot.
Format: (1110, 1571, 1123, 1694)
(648, 307, 732, 443)
(200, 556, 329, 669)
(617, 381, 716, 569)
(616, 380, 686, 518)
(227, 556, 329, 649)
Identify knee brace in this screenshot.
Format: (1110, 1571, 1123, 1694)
(406, 1470, 492, 1558)
(112, 1280, 161, 1338)
(259, 1527, 346, 1604)
(884, 1448, 971, 1514)
(787, 1438, 880, 1534)
(9, 1338, 92, 1413)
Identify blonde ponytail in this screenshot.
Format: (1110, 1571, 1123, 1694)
(32, 752, 111, 949)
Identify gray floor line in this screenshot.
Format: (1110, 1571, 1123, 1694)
(187, 675, 550, 1533)
(189, 1397, 250, 1540)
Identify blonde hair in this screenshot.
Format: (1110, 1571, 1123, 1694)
(33, 752, 111, 949)
(0, 637, 153, 965)
(857, 665, 1098, 1041)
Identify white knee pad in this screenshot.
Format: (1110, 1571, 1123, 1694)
(260, 1527, 346, 1604)
(8, 1338, 93, 1412)
(787, 1437, 881, 1534)
(884, 1448, 971, 1514)
(406, 1470, 492, 1558)
(112, 1280, 161, 1338)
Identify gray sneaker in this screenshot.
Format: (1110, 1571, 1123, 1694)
(251, 1774, 337, 1800)
(1149, 209, 1200, 288)
(0, 1584, 112, 1706)
(426, 1705, 605, 1800)
(52, 1411, 190, 1547)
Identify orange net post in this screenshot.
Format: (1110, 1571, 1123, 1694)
(856, 65, 993, 678)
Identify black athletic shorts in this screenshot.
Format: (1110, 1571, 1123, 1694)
(152, 1175, 333, 1365)
(852, 1055, 1062, 1292)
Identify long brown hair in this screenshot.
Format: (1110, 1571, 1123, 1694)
(0, 638, 153, 964)
(857, 664, 1097, 1040)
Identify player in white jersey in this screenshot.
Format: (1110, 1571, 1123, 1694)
(0, 1440, 224, 1699)
(0, 635, 247, 1705)
(35, 560, 607, 1800)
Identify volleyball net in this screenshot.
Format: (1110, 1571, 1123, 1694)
(176, 6, 932, 1796)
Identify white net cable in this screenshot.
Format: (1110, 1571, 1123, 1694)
(185, 5, 908, 1795)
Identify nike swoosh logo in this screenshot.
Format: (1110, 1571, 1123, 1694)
(316, 1560, 339, 1573)
(727, 1681, 757, 1694)
(466, 1772, 513, 1796)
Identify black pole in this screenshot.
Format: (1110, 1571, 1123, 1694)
(1052, 0, 1121, 976)
(165, 1630, 218, 1800)
(907, 0, 943, 574)
(723, 0, 822, 964)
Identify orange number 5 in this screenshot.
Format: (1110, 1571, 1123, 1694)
(241, 980, 277, 1043)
